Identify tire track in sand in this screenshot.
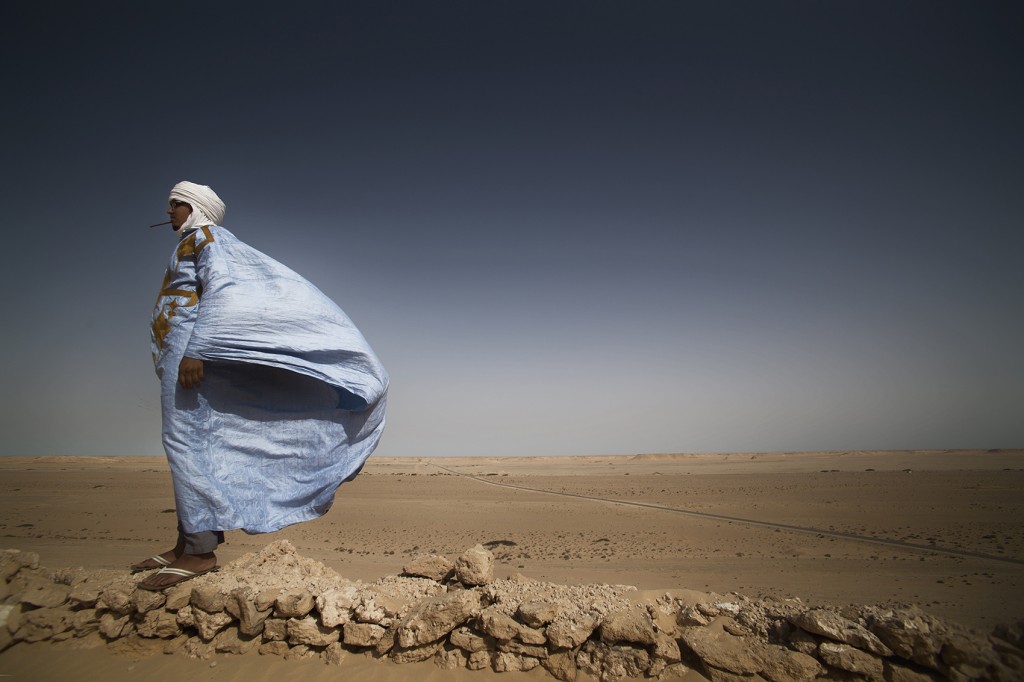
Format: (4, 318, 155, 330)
(431, 463, 1024, 567)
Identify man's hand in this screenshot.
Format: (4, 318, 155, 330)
(178, 356, 204, 389)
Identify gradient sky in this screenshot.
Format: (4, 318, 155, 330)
(2, 2, 1022, 457)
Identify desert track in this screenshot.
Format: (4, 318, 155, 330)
(432, 463, 1024, 567)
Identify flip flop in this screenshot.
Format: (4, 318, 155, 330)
(130, 555, 173, 574)
(136, 565, 219, 591)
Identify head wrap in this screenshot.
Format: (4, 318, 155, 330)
(169, 181, 226, 233)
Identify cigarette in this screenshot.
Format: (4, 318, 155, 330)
(149, 221, 172, 228)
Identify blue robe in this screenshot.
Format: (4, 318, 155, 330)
(151, 225, 388, 534)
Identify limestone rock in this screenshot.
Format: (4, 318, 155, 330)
(788, 626, 819, 656)
(376, 591, 416, 619)
(163, 634, 189, 655)
(99, 612, 132, 639)
(258, 640, 289, 656)
(181, 634, 214, 659)
(993, 620, 1024, 651)
(284, 643, 317, 660)
(262, 617, 288, 641)
(130, 588, 166, 614)
(353, 596, 387, 625)
(0, 551, 33, 581)
(164, 584, 193, 611)
(275, 589, 315, 618)
(548, 612, 601, 649)
(71, 608, 100, 636)
(723, 619, 751, 637)
(226, 588, 272, 637)
(391, 639, 444, 664)
(658, 662, 693, 679)
(543, 649, 579, 682)
(97, 588, 132, 615)
(884, 661, 937, 682)
(316, 585, 359, 627)
(989, 632, 1024, 661)
(450, 625, 491, 652)
(494, 651, 539, 672)
(52, 629, 75, 643)
(175, 604, 195, 629)
(868, 606, 995, 667)
(678, 626, 762, 675)
(516, 624, 547, 645)
(600, 605, 657, 645)
(136, 610, 181, 639)
(190, 584, 226, 613)
(14, 542, 1006, 682)
(19, 573, 66, 606)
(455, 544, 494, 586)
(577, 641, 650, 680)
(193, 608, 234, 642)
(435, 646, 468, 670)
(477, 605, 546, 644)
(374, 623, 399, 656)
(866, 606, 938, 662)
(818, 641, 885, 679)
(403, 555, 455, 581)
(254, 589, 280, 612)
(791, 609, 892, 657)
(941, 629, 1000, 671)
(468, 650, 492, 670)
(343, 622, 386, 647)
(68, 584, 100, 607)
(223, 587, 249, 620)
(353, 588, 415, 626)
(651, 603, 680, 637)
(498, 638, 547, 658)
(322, 641, 346, 665)
(15, 551, 39, 571)
(213, 627, 258, 654)
(286, 615, 339, 646)
(477, 607, 522, 640)
(518, 599, 560, 628)
(0, 603, 21, 634)
(755, 644, 822, 682)
(653, 630, 682, 663)
(15, 607, 74, 642)
(705, 667, 767, 682)
(397, 588, 481, 647)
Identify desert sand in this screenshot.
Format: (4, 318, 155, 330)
(1, 449, 1022, 680)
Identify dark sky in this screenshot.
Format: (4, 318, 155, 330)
(2, 1, 1022, 456)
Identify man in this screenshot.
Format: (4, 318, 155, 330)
(134, 181, 388, 590)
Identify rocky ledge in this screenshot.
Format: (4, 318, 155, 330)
(1, 542, 1022, 681)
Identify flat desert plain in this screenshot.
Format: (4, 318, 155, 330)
(1, 449, 1022, 680)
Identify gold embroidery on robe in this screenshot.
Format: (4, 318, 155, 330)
(153, 229, 216, 350)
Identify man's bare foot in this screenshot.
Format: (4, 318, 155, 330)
(136, 552, 217, 590)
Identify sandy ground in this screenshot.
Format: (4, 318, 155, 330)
(1, 449, 1022, 680)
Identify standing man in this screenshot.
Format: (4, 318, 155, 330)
(134, 181, 388, 590)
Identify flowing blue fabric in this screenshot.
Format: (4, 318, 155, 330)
(151, 225, 388, 534)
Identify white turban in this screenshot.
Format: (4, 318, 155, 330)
(169, 181, 226, 233)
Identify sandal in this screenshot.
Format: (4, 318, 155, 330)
(136, 565, 219, 591)
(130, 554, 173, 574)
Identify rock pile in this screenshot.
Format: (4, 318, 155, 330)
(2, 543, 1022, 681)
